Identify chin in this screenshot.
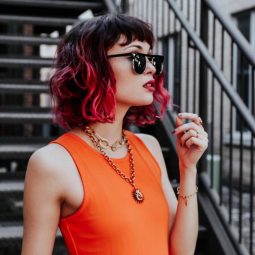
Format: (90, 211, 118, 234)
(133, 98, 154, 106)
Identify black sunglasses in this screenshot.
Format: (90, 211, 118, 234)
(107, 53, 164, 76)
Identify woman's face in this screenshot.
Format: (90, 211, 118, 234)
(107, 35, 157, 109)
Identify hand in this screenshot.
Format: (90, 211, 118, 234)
(172, 112, 208, 171)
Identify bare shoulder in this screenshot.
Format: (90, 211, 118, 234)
(25, 142, 77, 199)
(27, 143, 72, 178)
(134, 133, 161, 155)
(134, 133, 166, 174)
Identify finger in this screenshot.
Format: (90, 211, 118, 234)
(178, 112, 203, 126)
(174, 122, 203, 135)
(180, 129, 198, 146)
(177, 112, 198, 119)
(176, 114, 184, 128)
(185, 136, 208, 149)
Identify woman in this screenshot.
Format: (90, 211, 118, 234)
(22, 13, 208, 255)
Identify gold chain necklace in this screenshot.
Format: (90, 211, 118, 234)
(89, 129, 126, 151)
(84, 126, 144, 203)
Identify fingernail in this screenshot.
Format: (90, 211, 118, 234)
(199, 117, 203, 125)
(171, 130, 176, 134)
(178, 113, 183, 118)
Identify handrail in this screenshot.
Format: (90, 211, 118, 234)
(165, 0, 255, 135)
(104, 0, 117, 13)
(204, 0, 255, 66)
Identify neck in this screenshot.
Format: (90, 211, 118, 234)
(88, 106, 128, 143)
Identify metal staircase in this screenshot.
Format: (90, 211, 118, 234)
(0, 1, 109, 254)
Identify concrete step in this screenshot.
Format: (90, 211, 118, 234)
(0, 180, 24, 193)
(0, 0, 103, 11)
(0, 144, 44, 159)
(0, 111, 52, 123)
(0, 83, 48, 93)
(0, 14, 76, 26)
(0, 35, 60, 45)
(0, 56, 53, 67)
(0, 223, 66, 254)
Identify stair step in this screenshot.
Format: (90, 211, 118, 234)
(0, 223, 62, 237)
(0, 57, 54, 67)
(0, 35, 60, 45)
(0, 14, 76, 26)
(0, 111, 52, 123)
(1, 136, 54, 144)
(0, 83, 48, 93)
(0, 0, 104, 10)
(0, 79, 46, 84)
(0, 144, 44, 159)
(0, 181, 24, 193)
(0, 223, 63, 246)
(0, 172, 25, 181)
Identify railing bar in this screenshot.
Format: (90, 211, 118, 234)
(194, 0, 197, 31)
(219, 86, 224, 209)
(179, 26, 183, 110)
(228, 104, 233, 209)
(168, 4, 171, 35)
(174, 9, 177, 30)
(210, 74, 215, 190)
(143, 0, 145, 20)
(154, 0, 158, 49)
(138, 0, 142, 20)
(192, 47, 197, 112)
(180, 0, 183, 11)
(186, 35, 190, 111)
(252, 67, 255, 116)
(249, 133, 254, 255)
(228, 41, 234, 210)
(187, 0, 190, 21)
(162, 0, 165, 36)
(146, 0, 150, 23)
(230, 40, 234, 85)
(238, 117, 243, 243)
(221, 27, 224, 71)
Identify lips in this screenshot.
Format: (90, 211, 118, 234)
(143, 80, 155, 92)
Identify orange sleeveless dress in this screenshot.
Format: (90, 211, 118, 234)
(51, 131, 170, 255)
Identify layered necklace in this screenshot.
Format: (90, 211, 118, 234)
(83, 126, 144, 203)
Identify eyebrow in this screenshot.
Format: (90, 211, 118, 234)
(122, 44, 152, 53)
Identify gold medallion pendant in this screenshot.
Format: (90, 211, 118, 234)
(84, 126, 145, 204)
(132, 188, 144, 203)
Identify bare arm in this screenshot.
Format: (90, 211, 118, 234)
(136, 133, 199, 255)
(22, 146, 65, 255)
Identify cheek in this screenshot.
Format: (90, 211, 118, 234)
(110, 60, 154, 106)
(111, 60, 133, 82)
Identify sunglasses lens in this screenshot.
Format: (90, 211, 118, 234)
(152, 56, 164, 75)
(133, 54, 146, 74)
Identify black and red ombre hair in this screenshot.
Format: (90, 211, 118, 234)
(49, 13, 170, 130)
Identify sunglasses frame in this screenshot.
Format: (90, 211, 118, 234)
(107, 52, 164, 75)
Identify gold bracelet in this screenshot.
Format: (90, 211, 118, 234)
(177, 186, 198, 206)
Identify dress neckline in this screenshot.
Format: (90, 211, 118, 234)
(65, 131, 130, 161)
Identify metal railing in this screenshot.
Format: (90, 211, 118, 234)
(127, 0, 255, 254)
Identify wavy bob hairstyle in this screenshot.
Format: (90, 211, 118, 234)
(49, 13, 170, 130)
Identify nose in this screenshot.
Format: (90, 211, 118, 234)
(144, 57, 156, 75)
